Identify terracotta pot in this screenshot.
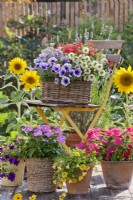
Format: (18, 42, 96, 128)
(66, 168, 93, 194)
(26, 158, 56, 192)
(1, 160, 25, 186)
(101, 160, 133, 189)
(66, 133, 81, 147)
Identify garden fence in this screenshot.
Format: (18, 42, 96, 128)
(0, 0, 133, 37)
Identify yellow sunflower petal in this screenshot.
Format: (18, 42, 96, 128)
(20, 70, 40, 91)
(9, 57, 27, 74)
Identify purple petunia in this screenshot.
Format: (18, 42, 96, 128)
(63, 63, 71, 71)
(57, 135, 66, 144)
(52, 64, 61, 73)
(45, 131, 54, 137)
(59, 68, 66, 77)
(61, 76, 70, 86)
(48, 57, 57, 65)
(60, 56, 69, 63)
(0, 147, 3, 153)
(69, 69, 75, 77)
(4, 154, 10, 160)
(0, 157, 5, 162)
(9, 145, 14, 150)
(41, 62, 49, 70)
(0, 173, 6, 178)
(33, 128, 42, 137)
(54, 78, 59, 84)
(23, 125, 33, 133)
(7, 172, 15, 182)
(41, 125, 51, 133)
(9, 157, 20, 166)
(53, 127, 63, 135)
(74, 68, 82, 77)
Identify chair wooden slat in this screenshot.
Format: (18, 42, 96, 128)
(90, 40, 124, 49)
(106, 54, 121, 63)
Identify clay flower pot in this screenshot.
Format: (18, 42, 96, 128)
(101, 160, 133, 189)
(66, 168, 93, 194)
(65, 133, 81, 147)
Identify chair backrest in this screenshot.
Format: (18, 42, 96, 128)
(84, 40, 124, 140)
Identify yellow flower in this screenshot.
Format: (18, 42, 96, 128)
(53, 179, 57, 184)
(82, 172, 87, 177)
(74, 152, 80, 156)
(79, 164, 88, 171)
(20, 70, 40, 90)
(29, 194, 37, 200)
(13, 193, 23, 200)
(59, 193, 66, 200)
(113, 65, 133, 94)
(58, 181, 63, 188)
(79, 176, 84, 181)
(62, 172, 68, 178)
(71, 178, 77, 183)
(9, 57, 27, 74)
(61, 177, 66, 182)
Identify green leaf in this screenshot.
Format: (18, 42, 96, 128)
(1, 82, 13, 89)
(29, 148, 36, 158)
(10, 131, 18, 139)
(11, 91, 23, 103)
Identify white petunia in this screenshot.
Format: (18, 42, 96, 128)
(84, 68, 91, 74)
(68, 52, 75, 59)
(82, 47, 89, 54)
(84, 56, 90, 62)
(101, 58, 108, 64)
(81, 62, 88, 69)
(98, 70, 106, 76)
(89, 74, 95, 81)
(91, 61, 98, 68)
(84, 74, 90, 81)
(96, 63, 103, 71)
(76, 59, 83, 66)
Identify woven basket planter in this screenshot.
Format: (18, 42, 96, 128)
(26, 158, 56, 192)
(41, 81, 91, 105)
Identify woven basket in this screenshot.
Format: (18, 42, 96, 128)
(41, 81, 91, 105)
(26, 158, 56, 192)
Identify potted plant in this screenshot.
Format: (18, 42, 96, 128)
(20, 124, 66, 193)
(53, 148, 99, 195)
(33, 42, 110, 105)
(77, 126, 133, 189)
(0, 135, 25, 186)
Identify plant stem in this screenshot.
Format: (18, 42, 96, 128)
(30, 90, 33, 123)
(125, 94, 129, 127)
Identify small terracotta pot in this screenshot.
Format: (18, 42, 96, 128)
(66, 168, 93, 194)
(101, 160, 133, 189)
(66, 133, 81, 147)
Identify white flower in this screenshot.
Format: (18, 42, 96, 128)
(82, 47, 89, 54)
(76, 59, 83, 66)
(84, 68, 91, 74)
(101, 58, 108, 64)
(89, 74, 95, 81)
(96, 63, 103, 71)
(102, 54, 106, 58)
(68, 52, 75, 59)
(81, 62, 88, 69)
(91, 61, 98, 68)
(98, 70, 106, 76)
(84, 56, 90, 62)
(84, 74, 90, 81)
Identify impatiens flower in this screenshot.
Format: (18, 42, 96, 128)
(114, 137, 122, 146)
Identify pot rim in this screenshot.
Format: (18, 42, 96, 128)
(101, 160, 133, 164)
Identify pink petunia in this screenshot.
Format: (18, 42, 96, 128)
(114, 137, 122, 146)
(76, 142, 84, 149)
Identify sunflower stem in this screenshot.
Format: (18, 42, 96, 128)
(30, 90, 33, 123)
(125, 94, 129, 127)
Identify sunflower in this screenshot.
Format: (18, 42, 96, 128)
(20, 70, 40, 90)
(13, 193, 23, 200)
(113, 65, 133, 94)
(9, 58, 27, 74)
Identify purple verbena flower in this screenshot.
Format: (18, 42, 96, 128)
(7, 172, 15, 182)
(4, 154, 10, 160)
(0, 147, 4, 153)
(0, 157, 5, 162)
(61, 76, 70, 86)
(9, 157, 20, 166)
(0, 173, 6, 178)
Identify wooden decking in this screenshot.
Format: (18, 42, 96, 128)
(0, 166, 133, 200)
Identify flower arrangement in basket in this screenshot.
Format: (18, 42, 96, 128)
(53, 148, 99, 194)
(0, 136, 24, 183)
(20, 124, 66, 193)
(34, 42, 111, 104)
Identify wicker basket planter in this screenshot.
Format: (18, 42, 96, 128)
(41, 81, 91, 105)
(26, 158, 56, 192)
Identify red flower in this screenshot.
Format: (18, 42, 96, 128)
(124, 151, 130, 158)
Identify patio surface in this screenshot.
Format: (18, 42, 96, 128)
(0, 165, 133, 200)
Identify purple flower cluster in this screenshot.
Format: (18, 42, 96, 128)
(23, 125, 66, 144)
(34, 48, 83, 86)
(0, 172, 16, 182)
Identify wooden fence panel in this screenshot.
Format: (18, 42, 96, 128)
(0, 0, 133, 37)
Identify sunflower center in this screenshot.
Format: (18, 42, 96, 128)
(14, 64, 22, 70)
(26, 76, 35, 84)
(120, 74, 133, 86)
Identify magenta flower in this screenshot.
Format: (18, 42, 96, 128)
(107, 146, 115, 153)
(76, 142, 84, 149)
(114, 137, 122, 146)
(124, 151, 130, 158)
(108, 127, 122, 137)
